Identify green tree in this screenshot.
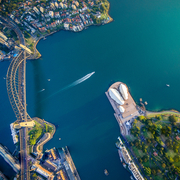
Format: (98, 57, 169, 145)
(144, 167, 151, 176)
(162, 163, 166, 168)
(169, 115, 177, 124)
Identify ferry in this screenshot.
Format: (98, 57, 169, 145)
(123, 163, 126, 168)
(104, 169, 109, 176)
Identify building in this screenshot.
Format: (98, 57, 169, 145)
(49, 11, 54, 18)
(109, 88, 124, 105)
(72, 5, 76, 10)
(64, 23, 69, 30)
(33, 7, 40, 15)
(0, 32, 7, 41)
(74, 1, 79, 7)
(59, 2, 64, 8)
(119, 84, 128, 100)
(50, 148, 57, 160)
(55, 2, 59, 8)
(42, 160, 57, 172)
(40, 7, 44, 13)
(33, 163, 54, 179)
(50, 3, 55, 10)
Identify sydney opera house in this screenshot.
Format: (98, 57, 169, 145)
(106, 82, 140, 135)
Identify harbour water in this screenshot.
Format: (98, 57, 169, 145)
(1, 0, 180, 179)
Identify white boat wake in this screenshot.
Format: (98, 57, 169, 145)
(60, 71, 95, 92)
(39, 89, 45, 93)
(40, 72, 95, 102)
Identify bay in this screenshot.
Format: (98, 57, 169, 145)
(1, 0, 180, 179)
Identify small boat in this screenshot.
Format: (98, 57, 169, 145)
(104, 169, 109, 176)
(40, 89, 45, 92)
(47, 79, 51, 81)
(144, 101, 148, 105)
(130, 176, 134, 180)
(59, 138, 61, 140)
(43, 37, 46, 40)
(123, 163, 126, 168)
(166, 84, 170, 87)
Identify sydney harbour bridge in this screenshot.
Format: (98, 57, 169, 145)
(1, 16, 32, 180)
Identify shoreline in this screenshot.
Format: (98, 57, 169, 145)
(27, 12, 113, 60)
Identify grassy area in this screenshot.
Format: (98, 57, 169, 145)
(132, 147, 144, 158)
(28, 121, 44, 146)
(143, 131, 152, 139)
(167, 150, 176, 158)
(127, 113, 180, 179)
(154, 175, 164, 180)
(125, 135, 136, 142)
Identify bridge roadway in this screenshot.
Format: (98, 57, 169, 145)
(1, 16, 30, 180)
(0, 145, 20, 173)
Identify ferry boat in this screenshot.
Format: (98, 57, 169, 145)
(123, 163, 126, 168)
(104, 169, 109, 176)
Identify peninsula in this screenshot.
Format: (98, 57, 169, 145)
(0, 0, 112, 60)
(106, 82, 180, 180)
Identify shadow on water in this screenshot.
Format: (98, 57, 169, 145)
(31, 59, 47, 118)
(44, 94, 130, 180)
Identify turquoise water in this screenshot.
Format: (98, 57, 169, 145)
(1, 0, 180, 179)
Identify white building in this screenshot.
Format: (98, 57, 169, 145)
(49, 11, 54, 18)
(55, 2, 59, 8)
(59, 2, 64, 8)
(119, 106, 125, 113)
(72, 4, 76, 10)
(109, 88, 124, 105)
(40, 7, 44, 13)
(74, 1, 79, 7)
(119, 84, 128, 100)
(33, 7, 40, 15)
(64, 23, 69, 30)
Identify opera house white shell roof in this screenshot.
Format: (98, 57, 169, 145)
(119, 84, 128, 100)
(109, 88, 124, 105)
(119, 106, 125, 113)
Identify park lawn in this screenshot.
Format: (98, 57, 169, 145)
(132, 147, 144, 158)
(174, 161, 180, 167)
(167, 150, 176, 158)
(143, 131, 152, 139)
(160, 134, 167, 143)
(125, 135, 136, 142)
(142, 160, 150, 167)
(153, 175, 164, 180)
(136, 121, 143, 129)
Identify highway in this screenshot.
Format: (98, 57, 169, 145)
(2, 16, 30, 180)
